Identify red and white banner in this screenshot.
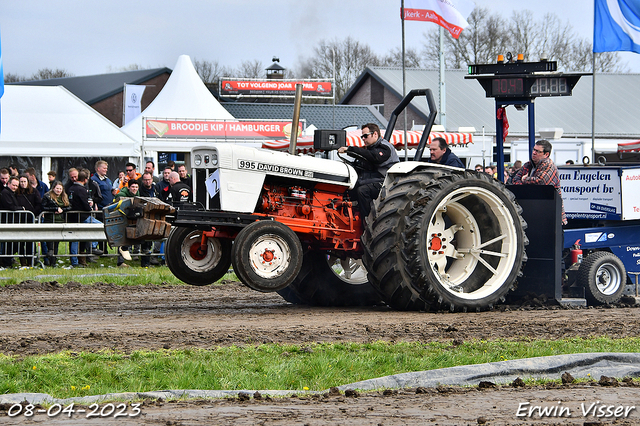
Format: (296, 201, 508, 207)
(618, 140, 640, 153)
(145, 119, 302, 140)
(262, 130, 473, 153)
(403, 0, 475, 39)
(220, 79, 333, 98)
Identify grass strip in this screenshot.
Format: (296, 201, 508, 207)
(0, 264, 237, 287)
(1, 338, 639, 398)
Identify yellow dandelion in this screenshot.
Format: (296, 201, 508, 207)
(303, 386, 309, 391)
(82, 385, 90, 391)
(71, 386, 76, 391)
(32, 366, 37, 370)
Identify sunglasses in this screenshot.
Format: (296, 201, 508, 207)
(126, 169, 134, 172)
(361, 132, 373, 140)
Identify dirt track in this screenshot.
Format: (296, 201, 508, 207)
(1, 280, 640, 424)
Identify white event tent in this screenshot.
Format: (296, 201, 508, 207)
(122, 54, 235, 166)
(0, 85, 139, 179)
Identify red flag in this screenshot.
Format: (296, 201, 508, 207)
(496, 107, 509, 142)
(403, 0, 475, 39)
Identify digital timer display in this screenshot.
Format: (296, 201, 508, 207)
(530, 77, 568, 95)
(491, 78, 524, 96)
(490, 77, 570, 98)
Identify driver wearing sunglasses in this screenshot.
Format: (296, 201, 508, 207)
(337, 123, 399, 217)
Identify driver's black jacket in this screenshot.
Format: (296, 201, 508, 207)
(345, 138, 399, 184)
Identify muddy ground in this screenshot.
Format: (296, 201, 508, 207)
(1, 280, 640, 425)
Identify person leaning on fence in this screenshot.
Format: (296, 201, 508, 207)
(16, 174, 42, 267)
(41, 181, 71, 267)
(0, 176, 23, 267)
(80, 167, 102, 212)
(92, 160, 113, 209)
(67, 170, 102, 268)
(64, 168, 79, 194)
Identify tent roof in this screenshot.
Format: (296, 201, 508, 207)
(0, 85, 139, 157)
(9, 68, 171, 104)
(122, 55, 234, 144)
(221, 103, 386, 130)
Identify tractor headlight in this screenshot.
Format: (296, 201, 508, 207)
(194, 154, 202, 166)
(211, 153, 218, 166)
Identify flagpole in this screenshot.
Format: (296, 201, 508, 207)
(122, 84, 127, 128)
(591, 53, 596, 162)
(402, 0, 408, 160)
(439, 27, 446, 130)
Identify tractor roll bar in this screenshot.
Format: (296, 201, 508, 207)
(383, 88, 438, 162)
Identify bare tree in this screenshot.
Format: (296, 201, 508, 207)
(380, 47, 423, 68)
(4, 72, 27, 82)
(298, 36, 381, 101)
(193, 58, 234, 84)
(30, 68, 73, 80)
(420, 8, 626, 72)
(236, 59, 264, 79)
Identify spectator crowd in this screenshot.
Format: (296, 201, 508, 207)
(0, 160, 192, 269)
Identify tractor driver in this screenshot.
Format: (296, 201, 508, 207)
(338, 123, 399, 217)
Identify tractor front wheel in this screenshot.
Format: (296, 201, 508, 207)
(165, 227, 232, 286)
(232, 220, 303, 292)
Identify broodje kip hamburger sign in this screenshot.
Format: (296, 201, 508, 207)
(145, 119, 303, 140)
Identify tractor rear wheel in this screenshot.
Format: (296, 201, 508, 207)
(362, 169, 528, 311)
(166, 227, 232, 286)
(231, 220, 303, 292)
(577, 251, 626, 305)
(279, 251, 381, 306)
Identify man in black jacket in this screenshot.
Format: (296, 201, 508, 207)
(68, 170, 102, 267)
(337, 123, 399, 217)
(166, 172, 192, 206)
(139, 172, 157, 197)
(0, 177, 23, 267)
(427, 137, 465, 168)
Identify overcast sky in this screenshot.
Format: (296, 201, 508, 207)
(1, 0, 639, 77)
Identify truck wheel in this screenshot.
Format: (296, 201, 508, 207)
(166, 227, 232, 286)
(279, 251, 381, 306)
(577, 251, 626, 305)
(362, 170, 527, 311)
(232, 220, 303, 292)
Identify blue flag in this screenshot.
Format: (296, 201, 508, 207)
(594, 0, 640, 53)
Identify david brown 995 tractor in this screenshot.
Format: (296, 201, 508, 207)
(104, 89, 528, 311)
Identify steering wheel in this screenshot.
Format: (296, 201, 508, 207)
(338, 150, 369, 172)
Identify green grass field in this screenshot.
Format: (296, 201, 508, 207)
(1, 339, 640, 398)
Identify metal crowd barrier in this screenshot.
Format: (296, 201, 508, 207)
(0, 210, 165, 267)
